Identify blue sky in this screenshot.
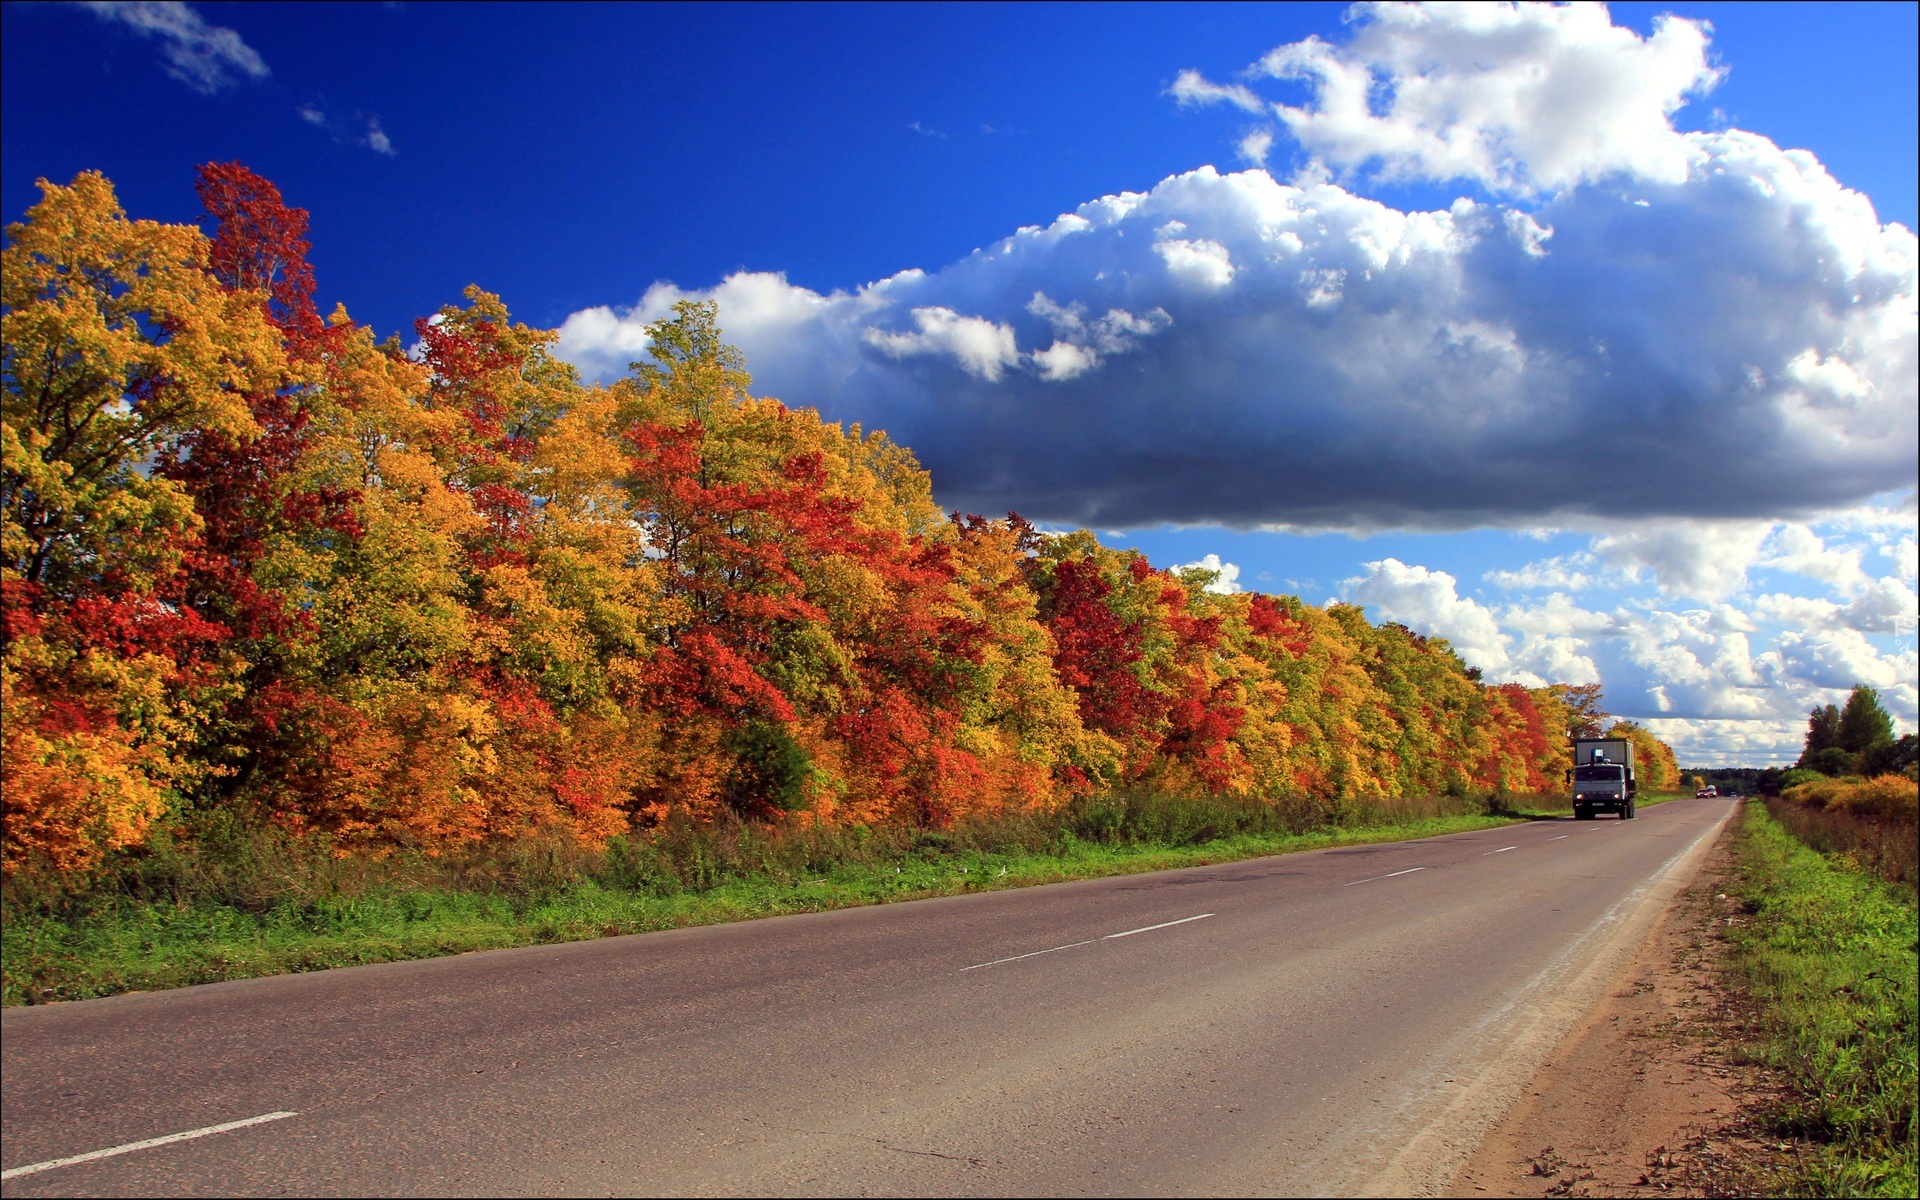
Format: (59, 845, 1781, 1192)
(4, 1, 1916, 764)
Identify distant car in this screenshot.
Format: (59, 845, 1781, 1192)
(1695, 785, 1718, 797)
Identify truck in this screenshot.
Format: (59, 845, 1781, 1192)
(1568, 738, 1636, 820)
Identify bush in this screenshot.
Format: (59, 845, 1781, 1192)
(1782, 774, 1919, 824)
(1769, 776, 1918, 887)
(1770, 767, 1826, 794)
(2, 788, 1523, 928)
(1804, 746, 1859, 777)
(1766, 799, 1918, 889)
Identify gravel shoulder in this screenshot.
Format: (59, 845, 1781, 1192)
(1447, 821, 1786, 1198)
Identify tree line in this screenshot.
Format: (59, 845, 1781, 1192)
(1796, 686, 1915, 780)
(1, 166, 1677, 878)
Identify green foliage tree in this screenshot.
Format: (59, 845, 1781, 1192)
(1861, 732, 1917, 780)
(1836, 685, 1895, 755)
(1800, 702, 1843, 766)
(1798, 686, 1900, 778)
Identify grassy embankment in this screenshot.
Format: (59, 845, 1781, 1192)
(1724, 798, 1918, 1197)
(3, 789, 1574, 1007)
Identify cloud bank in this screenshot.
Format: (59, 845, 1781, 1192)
(559, 6, 1914, 533)
(1341, 499, 1918, 763)
(562, 139, 1914, 531)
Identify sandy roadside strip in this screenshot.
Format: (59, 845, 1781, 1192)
(1446, 820, 1774, 1197)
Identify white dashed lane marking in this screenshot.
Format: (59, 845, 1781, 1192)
(960, 914, 1215, 971)
(1344, 866, 1428, 887)
(1, 1112, 298, 1181)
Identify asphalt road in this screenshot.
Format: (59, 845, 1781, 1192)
(1, 796, 1735, 1198)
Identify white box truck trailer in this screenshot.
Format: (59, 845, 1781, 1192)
(1569, 737, 1636, 820)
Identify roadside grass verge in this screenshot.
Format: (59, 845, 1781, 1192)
(3, 791, 1530, 1006)
(1725, 800, 1918, 1197)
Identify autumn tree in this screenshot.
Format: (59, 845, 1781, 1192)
(2, 164, 1683, 878)
(1606, 720, 1678, 792)
(2, 171, 286, 872)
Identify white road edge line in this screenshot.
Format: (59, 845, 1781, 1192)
(1103, 913, 1214, 939)
(957, 939, 1096, 971)
(1, 1112, 298, 1181)
(1483, 846, 1518, 855)
(959, 913, 1215, 971)
(1344, 866, 1427, 887)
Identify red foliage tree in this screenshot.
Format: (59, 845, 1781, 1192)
(1154, 576, 1244, 789)
(1247, 593, 1312, 656)
(1030, 557, 1151, 741)
(196, 161, 324, 348)
(157, 163, 362, 803)
(1486, 682, 1553, 792)
(411, 299, 554, 571)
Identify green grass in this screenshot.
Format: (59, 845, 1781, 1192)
(3, 806, 1522, 1007)
(1726, 800, 1918, 1197)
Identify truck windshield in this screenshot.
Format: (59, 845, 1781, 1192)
(1574, 765, 1624, 781)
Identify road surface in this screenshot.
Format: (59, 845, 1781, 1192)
(1, 796, 1734, 1197)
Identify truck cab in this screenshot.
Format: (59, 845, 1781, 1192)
(1569, 739, 1637, 820)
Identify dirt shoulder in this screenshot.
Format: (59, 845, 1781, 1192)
(1447, 823, 1787, 1198)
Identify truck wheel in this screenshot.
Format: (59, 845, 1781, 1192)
(1625, 800, 1636, 819)
(1575, 806, 1592, 820)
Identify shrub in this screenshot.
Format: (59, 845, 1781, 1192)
(1804, 746, 1859, 777)
(1782, 774, 1919, 824)
(1771, 775, 1918, 888)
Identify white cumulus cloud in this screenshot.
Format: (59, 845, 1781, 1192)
(1167, 68, 1264, 114)
(865, 307, 1022, 382)
(1381, 569, 1916, 764)
(1153, 235, 1236, 290)
(1588, 520, 1775, 601)
(1179, 1, 1723, 195)
(1176, 553, 1243, 594)
(1026, 293, 1172, 380)
(1777, 627, 1912, 693)
(1488, 500, 1920, 605)
(365, 117, 395, 157)
(295, 105, 398, 156)
(1757, 524, 1873, 597)
(1752, 578, 1919, 637)
(1237, 128, 1276, 167)
(1344, 558, 1514, 678)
